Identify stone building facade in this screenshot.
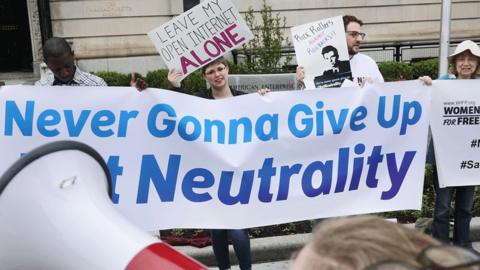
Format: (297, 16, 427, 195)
(5, 0, 480, 75)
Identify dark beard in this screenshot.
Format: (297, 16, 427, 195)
(348, 47, 358, 56)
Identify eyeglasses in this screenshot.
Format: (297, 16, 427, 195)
(205, 65, 226, 76)
(346, 31, 366, 39)
(365, 245, 480, 270)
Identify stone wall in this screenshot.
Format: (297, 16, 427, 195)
(32, 0, 480, 74)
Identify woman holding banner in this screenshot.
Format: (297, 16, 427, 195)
(421, 40, 480, 249)
(168, 57, 253, 270)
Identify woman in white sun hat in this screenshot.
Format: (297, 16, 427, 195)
(420, 39, 480, 249)
(421, 40, 480, 83)
(442, 39, 480, 79)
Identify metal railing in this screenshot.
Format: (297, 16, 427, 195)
(232, 39, 480, 70)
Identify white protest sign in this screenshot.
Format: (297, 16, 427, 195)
(291, 16, 351, 89)
(148, 0, 253, 78)
(430, 80, 480, 187)
(0, 81, 430, 230)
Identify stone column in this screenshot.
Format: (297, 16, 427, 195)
(26, 0, 43, 77)
(170, 0, 183, 14)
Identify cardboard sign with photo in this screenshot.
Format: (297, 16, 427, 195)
(291, 16, 352, 88)
(148, 0, 253, 80)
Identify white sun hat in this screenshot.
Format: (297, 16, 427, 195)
(448, 40, 480, 61)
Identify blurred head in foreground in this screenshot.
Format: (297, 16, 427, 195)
(291, 216, 480, 270)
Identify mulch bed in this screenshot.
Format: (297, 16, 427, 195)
(161, 231, 212, 248)
(160, 221, 313, 247)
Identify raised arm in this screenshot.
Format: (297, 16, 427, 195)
(168, 69, 183, 89)
(419, 76, 433, 86)
(130, 73, 149, 91)
(296, 66, 306, 90)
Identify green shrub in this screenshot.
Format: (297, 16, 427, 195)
(94, 68, 218, 95)
(93, 71, 130, 86)
(378, 61, 413, 82)
(378, 58, 439, 82)
(181, 70, 207, 94)
(411, 58, 439, 79)
(145, 69, 206, 94)
(473, 187, 480, 217)
(228, 61, 251, 74)
(145, 69, 170, 89)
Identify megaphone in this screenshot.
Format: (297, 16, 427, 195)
(0, 141, 207, 270)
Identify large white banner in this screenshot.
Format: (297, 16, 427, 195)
(148, 0, 253, 78)
(430, 80, 480, 187)
(0, 81, 430, 230)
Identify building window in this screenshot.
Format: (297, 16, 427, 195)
(183, 0, 200, 11)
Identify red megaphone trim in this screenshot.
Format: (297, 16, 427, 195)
(126, 242, 208, 270)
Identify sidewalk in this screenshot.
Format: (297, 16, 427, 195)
(175, 217, 480, 267)
(174, 232, 310, 267)
(0, 72, 38, 85)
